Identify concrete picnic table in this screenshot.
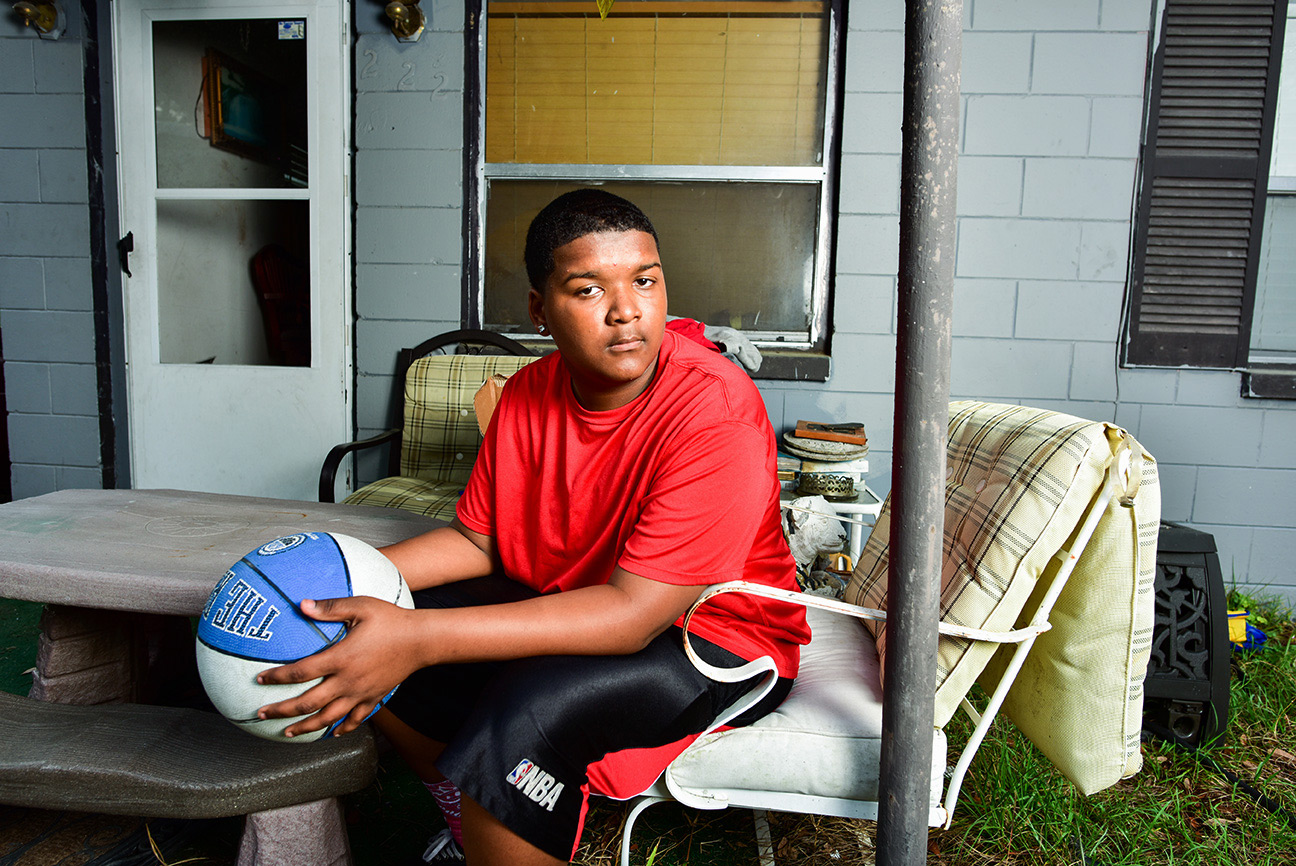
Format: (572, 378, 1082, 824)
(0, 488, 440, 702)
(0, 488, 442, 866)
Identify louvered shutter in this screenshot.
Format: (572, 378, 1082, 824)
(1127, 0, 1288, 367)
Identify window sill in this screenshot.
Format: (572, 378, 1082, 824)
(504, 338, 831, 382)
(1243, 364, 1296, 400)
(751, 349, 831, 382)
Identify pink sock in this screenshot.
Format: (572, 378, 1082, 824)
(424, 778, 463, 845)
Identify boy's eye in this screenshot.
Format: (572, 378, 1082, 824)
(575, 285, 601, 297)
(634, 277, 655, 289)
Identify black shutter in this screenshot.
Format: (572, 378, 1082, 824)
(1127, 0, 1288, 368)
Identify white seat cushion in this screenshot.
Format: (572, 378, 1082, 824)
(665, 606, 945, 809)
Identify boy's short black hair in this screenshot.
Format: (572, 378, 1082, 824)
(524, 189, 660, 291)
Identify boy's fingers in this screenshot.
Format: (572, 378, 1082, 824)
(300, 596, 355, 621)
(282, 696, 360, 739)
(330, 702, 379, 737)
(256, 653, 330, 686)
(257, 683, 331, 721)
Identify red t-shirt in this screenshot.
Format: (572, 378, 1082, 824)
(456, 329, 809, 677)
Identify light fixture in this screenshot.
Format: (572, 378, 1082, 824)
(384, 0, 425, 43)
(12, 1, 64, 39)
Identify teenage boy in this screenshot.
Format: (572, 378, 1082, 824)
(256, 189, 809, 865)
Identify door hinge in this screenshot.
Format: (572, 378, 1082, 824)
(117, 231, 134, 277)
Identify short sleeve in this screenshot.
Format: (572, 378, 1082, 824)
(455, 391, 501, 537)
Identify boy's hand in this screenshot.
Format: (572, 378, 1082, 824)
(255, 596, 424, 739)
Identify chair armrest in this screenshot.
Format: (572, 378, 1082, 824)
(685, 582, 1050, 647)
(318, 428, 401, 503)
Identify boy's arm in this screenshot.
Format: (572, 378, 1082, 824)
(380, 517, 500, 590)
(255, 564, 703, 738)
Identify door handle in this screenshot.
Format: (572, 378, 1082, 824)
(118, 232, 134, 277)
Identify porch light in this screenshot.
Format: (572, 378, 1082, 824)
(384, 0, 425, 43)
(12, 1, 63, 39)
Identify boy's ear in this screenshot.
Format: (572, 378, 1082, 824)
(527, 288, 547, 335)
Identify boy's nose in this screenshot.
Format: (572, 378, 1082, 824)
(606, 285, 640, 322)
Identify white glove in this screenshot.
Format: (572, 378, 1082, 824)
(702, 324, 763, 373)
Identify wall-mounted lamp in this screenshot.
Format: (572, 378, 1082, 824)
(12, 1, 64, 39)
(384, 0, 425, 43)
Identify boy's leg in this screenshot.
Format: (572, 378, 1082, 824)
(375, 707, 446, 781)
(435, 629, 779, 862)
(379, 575, 540, 857)
(460, 793, 565, 866)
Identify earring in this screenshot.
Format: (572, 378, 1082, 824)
(537, 325, 549, 336)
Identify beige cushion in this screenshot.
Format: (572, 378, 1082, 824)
(981, 442, 1159, 793)
(846, 402, 1140, 728)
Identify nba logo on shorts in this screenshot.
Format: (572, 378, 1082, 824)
(505, 758, 564, 811)
(506, 759, 534, 786)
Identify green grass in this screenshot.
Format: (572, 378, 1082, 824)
(3, 592, 1296, 865)
(0, 598, 41, 697)
(926, 587, 1296, 866)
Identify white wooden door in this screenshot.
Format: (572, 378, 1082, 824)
(113, 0, 350, 500)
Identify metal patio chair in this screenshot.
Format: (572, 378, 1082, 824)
(318, 329, 537, 518)
(615, 401, 1161, 865)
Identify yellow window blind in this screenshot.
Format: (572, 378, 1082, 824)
(485, 1, 828, 166)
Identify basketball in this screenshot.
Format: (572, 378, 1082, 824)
(196, 531, 414, 742)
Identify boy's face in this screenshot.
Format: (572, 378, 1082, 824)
(529, 229, 667, 412)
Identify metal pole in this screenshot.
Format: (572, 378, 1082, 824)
(877, 0, 961, 864)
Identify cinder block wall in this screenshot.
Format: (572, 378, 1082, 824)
(787, 0, 1153, 494)
(347, 0, 1296, 599)
(351, 0, 466, 483)
(0, 10, 102, 499)
(792, 0, 1296, 600)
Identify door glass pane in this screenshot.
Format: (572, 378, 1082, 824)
(153, 18, 308, 189)
(157, 199, 310, 366)
(484, 180, 819, 337)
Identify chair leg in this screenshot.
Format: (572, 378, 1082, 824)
(620, 795, 670, 866)
(753, 810, 776, 866)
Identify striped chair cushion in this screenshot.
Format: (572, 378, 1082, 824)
(399, 354, 538, 486)
(848, 402, 1131, 723)
(342, 353, 537, 521)
(845, 401, 1158, 794)
(343, 475, 465, 522)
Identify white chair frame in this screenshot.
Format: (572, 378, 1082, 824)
(616, 455, 1134, 866)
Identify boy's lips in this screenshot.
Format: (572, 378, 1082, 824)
(608, 335, 645, 352)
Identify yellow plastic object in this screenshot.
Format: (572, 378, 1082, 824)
(1228, 610, 1249, 645)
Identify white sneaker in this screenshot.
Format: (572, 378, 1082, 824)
(420, 828, 465, 862)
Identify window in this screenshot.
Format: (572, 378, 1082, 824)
(469, 0, 843, 360)
(1253, 2, 1296, 364)
(1125, 0, 1293, 397)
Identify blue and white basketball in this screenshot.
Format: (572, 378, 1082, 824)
(196, 532, 414, 742)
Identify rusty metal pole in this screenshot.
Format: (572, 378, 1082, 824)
(876, 1, 961, 864)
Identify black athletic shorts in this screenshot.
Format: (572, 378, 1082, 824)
(382, 575, 793, 861)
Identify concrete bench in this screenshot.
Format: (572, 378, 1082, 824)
(0, 690, 377, 866)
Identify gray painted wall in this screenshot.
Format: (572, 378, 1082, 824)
(347, 0, 1296, 601)
(351, 0, 466, 485)
(0, 8, 103, 499)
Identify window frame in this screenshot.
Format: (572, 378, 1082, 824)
(462, 0, 846, 365)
